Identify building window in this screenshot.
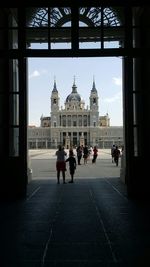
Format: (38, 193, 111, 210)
(54, 122, 56, 127)
(93, 122, 96, 127)
(93, 98, 96, 104)
(68, 120, 71, 126)
(73, 121, 76, 127)
(79, 120, 82, 126)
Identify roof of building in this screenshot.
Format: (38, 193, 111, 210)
(66, 79, 81, 102)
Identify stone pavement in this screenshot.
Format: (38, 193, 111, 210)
(1, 150, 150, 266)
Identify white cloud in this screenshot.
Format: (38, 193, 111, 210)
(113, 77, 122, 86)
(103, 92, 122, 103)
(29, 69, 48, 79)
(29, 70, 40, 79)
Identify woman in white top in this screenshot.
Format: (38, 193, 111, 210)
(55, 145, 67, 184)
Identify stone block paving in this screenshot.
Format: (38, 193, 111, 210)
(1, 150, 150, 266)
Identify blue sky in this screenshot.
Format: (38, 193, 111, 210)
(28, 57, 123, 127)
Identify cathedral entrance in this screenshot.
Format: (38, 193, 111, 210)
(73, 137, 77, 147)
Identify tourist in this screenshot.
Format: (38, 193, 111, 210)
(92, 146, 98, 163)
(66, 150, 77, 183)
(111, 144, 116, 163)
(55, 145, 67, 184)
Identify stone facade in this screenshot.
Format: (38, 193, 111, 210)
(28, 79, 123, 149)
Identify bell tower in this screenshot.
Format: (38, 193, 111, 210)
(89, 77, 99, 127)
(51, 77, 60, 111)
(90, 77, 99, 111)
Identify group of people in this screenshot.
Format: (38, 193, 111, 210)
(56, 144, 122, 184)
(76, 145, 98, 165)
(55, 144, 98, 184)
(55, 145, 76, 184)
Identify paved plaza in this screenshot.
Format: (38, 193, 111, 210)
(29, 148, 121, 181)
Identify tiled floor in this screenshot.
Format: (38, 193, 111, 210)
(1, 178, 150, 267)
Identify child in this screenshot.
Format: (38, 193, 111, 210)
(66, 150, 77, 183)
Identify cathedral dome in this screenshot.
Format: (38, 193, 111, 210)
(66, 92, 81, 102)
(66, 79, 81, 102)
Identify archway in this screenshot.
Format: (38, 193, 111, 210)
(0, 6, 142, 199)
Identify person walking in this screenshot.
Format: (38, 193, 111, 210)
(76, 145, 82, 165)
(83, 145, 89, 164)
(92, 146, 98, 164)
(111, 144, 116, 163)
(69, 147, 75, 157)
(55, 145, 67, 184)
(113, 146, 120, 166)
(66, 150, 77, 183)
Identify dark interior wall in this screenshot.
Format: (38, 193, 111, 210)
(0, 9, 27, 199)
(119, 7, 150, 199)
(128, 7, 150, 197)
(140, 8, 150, 154)
(0, 9, 9, 166)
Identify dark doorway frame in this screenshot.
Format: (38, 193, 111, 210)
(0, 5, 143, 198)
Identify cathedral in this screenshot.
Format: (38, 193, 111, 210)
(28, 78, 123, 149)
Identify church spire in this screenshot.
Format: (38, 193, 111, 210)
(73, 75, 76, 85)
(91, 76, 97, 92)
(72, 75, 77, 93)
(52, 76, 58, 92)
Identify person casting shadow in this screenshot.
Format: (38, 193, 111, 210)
(66, 150, 77, 183)
(55, 145, 67, 184)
